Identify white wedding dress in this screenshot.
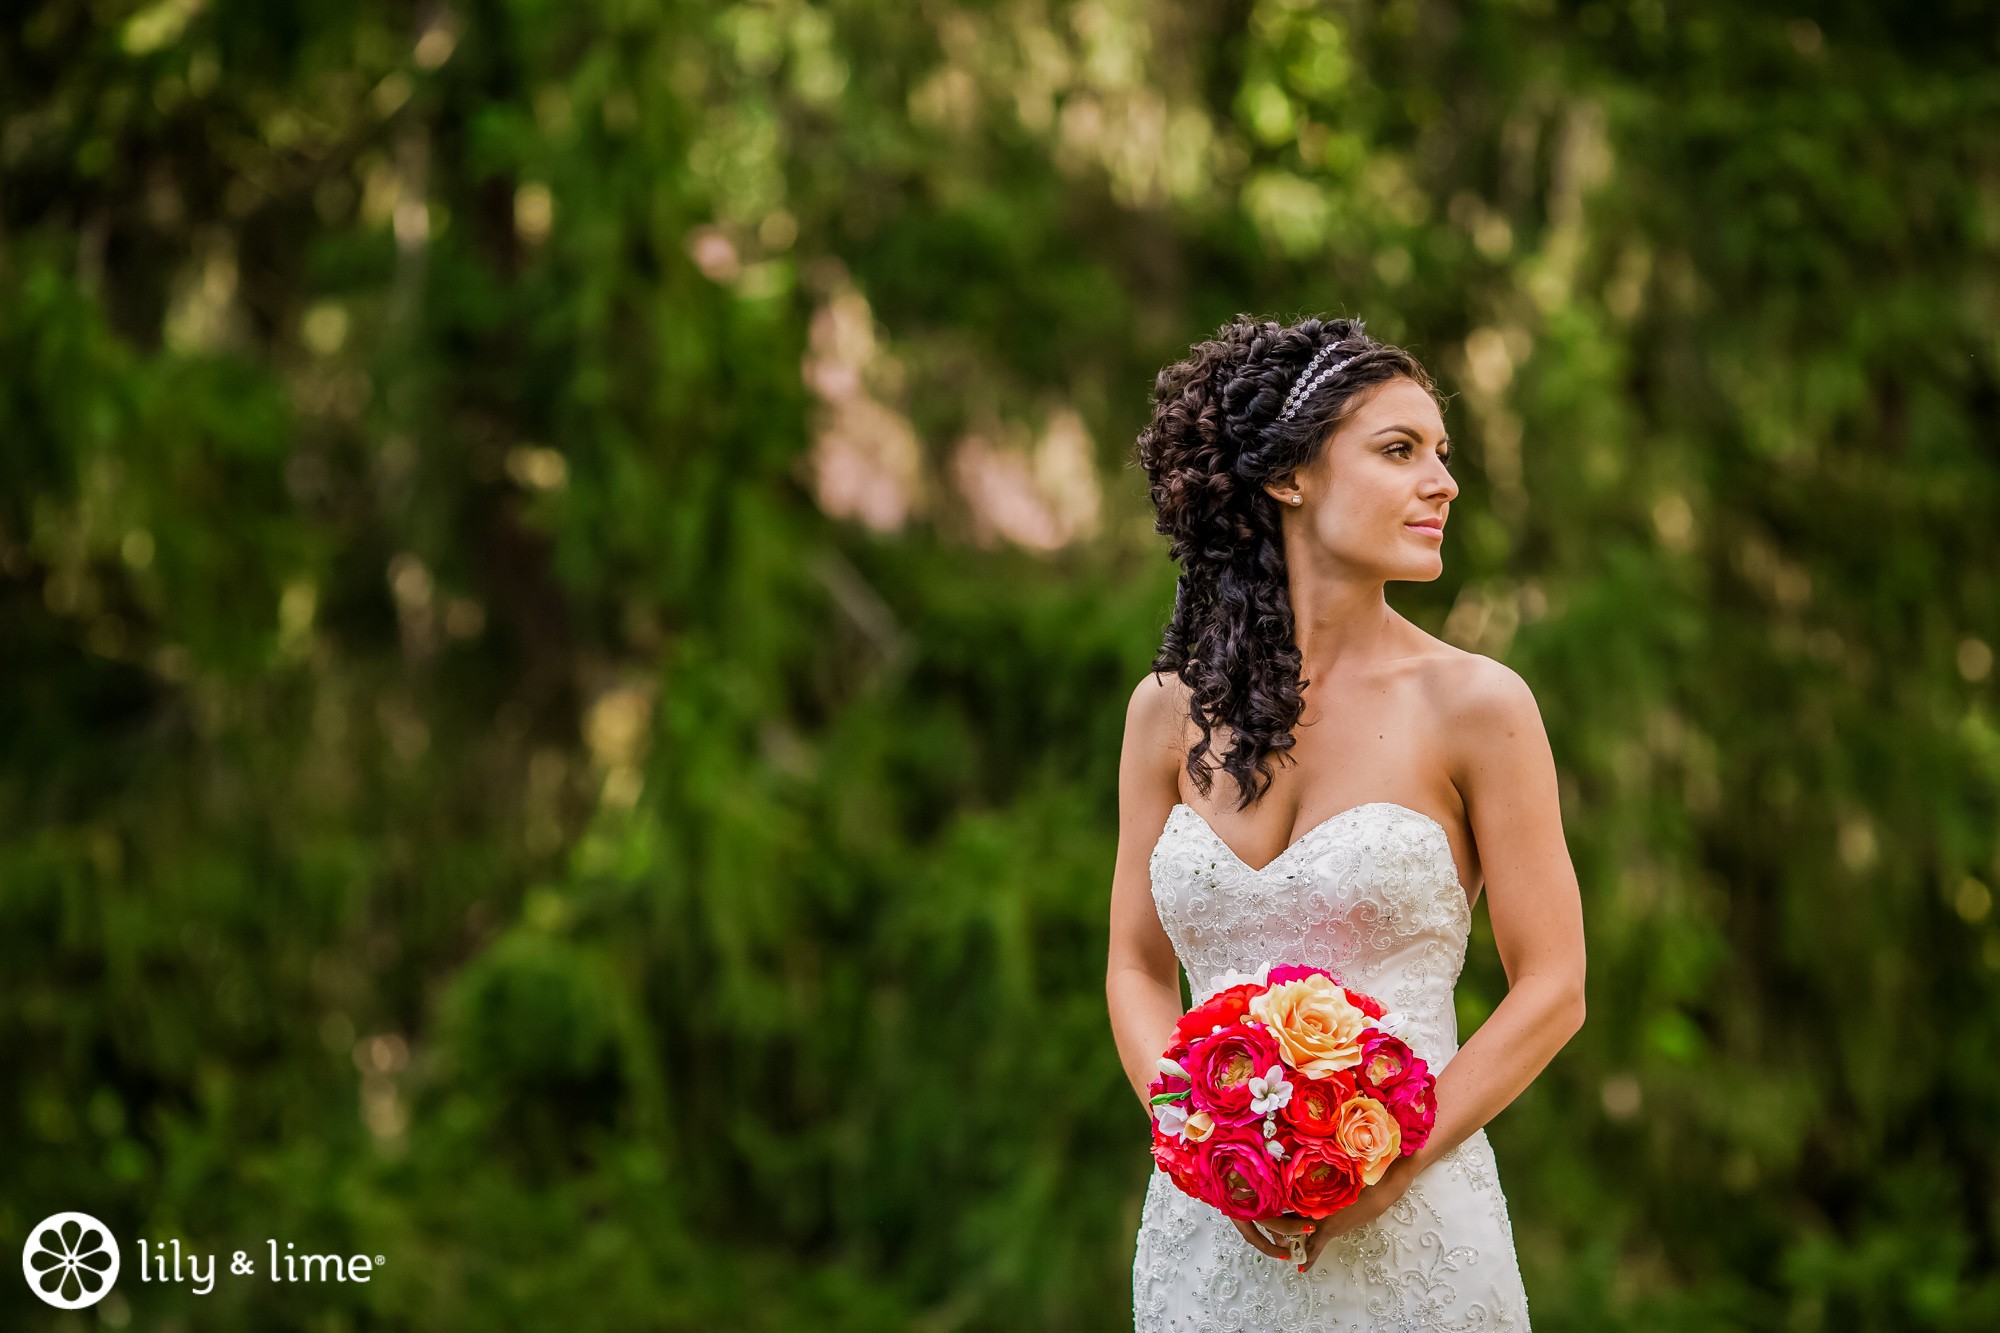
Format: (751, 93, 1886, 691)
(1133, 801, 1532, 1332)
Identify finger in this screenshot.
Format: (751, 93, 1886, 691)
(1243, 1223, 1291, 1261)
(1264, 1219, 1312, 1270)
(1248, 1222, 1295, 1261)
(1314, 1210, 1361, 1242)
(1298, 1218, 1341, 1273)
(1229, 1218, 1291, 1261)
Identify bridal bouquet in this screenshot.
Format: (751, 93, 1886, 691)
(1148, 962, 1437, 1220)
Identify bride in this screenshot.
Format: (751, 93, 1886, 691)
(1107, 316, 1587, 1329)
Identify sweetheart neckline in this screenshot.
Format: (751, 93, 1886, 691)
(1167, 800, 1465, 888)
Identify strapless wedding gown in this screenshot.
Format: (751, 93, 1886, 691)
(1133, 802, 1532, 1332)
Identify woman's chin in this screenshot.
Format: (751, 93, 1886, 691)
(1385, 556, 1444, 582)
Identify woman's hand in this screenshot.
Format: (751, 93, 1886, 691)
(1228, 1214, 1310, 1263)
(1233, 1157, 1420, 1274)
(1293, 1164, 1414, 1271)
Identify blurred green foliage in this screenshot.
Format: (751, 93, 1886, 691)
(4, 0, 1999, 1329)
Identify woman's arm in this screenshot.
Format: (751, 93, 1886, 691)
(1107, 673, 1298, 1265)
(1105, 672, 1190, 1116)
(1333, 659, 1586, 1226)
(1303, 658, 1585, 1260)
(1416, 658, 1587, 1168)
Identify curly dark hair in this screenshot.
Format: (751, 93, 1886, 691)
(1135, 314, 1443, 811)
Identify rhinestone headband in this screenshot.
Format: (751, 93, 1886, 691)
(1276, 342, 1363, 423)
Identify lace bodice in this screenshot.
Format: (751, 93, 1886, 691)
(1149, 801, 1472, 1070)
(1134, 801, 1531, 1331)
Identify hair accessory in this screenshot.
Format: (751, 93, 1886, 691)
(1276, 342, 1363, 423)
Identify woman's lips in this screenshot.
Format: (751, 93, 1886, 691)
(1405, 521, 1444, 537)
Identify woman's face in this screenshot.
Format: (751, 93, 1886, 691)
(1267, 376, 1456, 582)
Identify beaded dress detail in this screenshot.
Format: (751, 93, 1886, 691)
(1133, 802, 1531, 1332)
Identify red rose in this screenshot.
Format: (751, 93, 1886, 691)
(1283, 1138, 1365, 1218)
(1280, 1068, 1356, 1137)
(1151, 1130, 1207, 1199)
(1345, 988, 1387, 1020)
(1174, 984, 1261, 1048)
(1187, 1023, 1282, 1124)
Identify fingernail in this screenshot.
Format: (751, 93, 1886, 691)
(1303, 1224, 1315, 1233)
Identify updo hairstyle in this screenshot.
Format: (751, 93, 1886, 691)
(1135, 315, 1442, 810)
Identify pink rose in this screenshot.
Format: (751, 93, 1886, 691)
(1197, 1123, 1288, 1220)
(1187, 1023, 1282, 1124)
(1381, 1069, 1436, 1154)
(1357, 1031, 1416, 1091)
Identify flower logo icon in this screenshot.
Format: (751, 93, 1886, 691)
(21, 1212, 120, 1309)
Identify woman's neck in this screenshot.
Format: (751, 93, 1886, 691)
(1286, 564, 1395, 679)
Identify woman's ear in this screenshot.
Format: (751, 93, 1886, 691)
(1264, 473, 1305, 508)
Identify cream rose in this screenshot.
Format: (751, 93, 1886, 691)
(1334, 1095, 1403, 1185)
(1246, 974, 1369, 1078)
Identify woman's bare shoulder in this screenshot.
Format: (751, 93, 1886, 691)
(1123, 669, 1195, 782)
(1406, 636, 1544, 744)
(1125, 669, 1192, 741)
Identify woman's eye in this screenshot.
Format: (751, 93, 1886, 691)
(1390, 441, 1449, 466)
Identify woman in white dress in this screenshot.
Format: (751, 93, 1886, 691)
(1106, 315, 1587, 1330)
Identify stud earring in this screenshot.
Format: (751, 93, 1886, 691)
(1287, 495, 1303, 506)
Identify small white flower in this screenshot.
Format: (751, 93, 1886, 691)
(1204, 962, 1274, 996)
(1248, 1064, 1293, 1116)
(1376, 1010, 1406, 1036)
(1262, 1117, 1278, 1138)
(1155, 1101, 1190, 1139)
(1157, 1056, 1190, 1081)
(1266, 1139, 1285, 1159)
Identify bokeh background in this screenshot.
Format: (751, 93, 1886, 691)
(6, 1, 1999, 1328)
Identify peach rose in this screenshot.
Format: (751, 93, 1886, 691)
(1333, 1094, 1403, 1186)
(1246, 974, 1369, 1078)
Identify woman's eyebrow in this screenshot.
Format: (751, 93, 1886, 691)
(1373, 423, 1450, 447)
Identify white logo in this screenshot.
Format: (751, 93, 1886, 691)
(22, 1212, 121, 1309)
